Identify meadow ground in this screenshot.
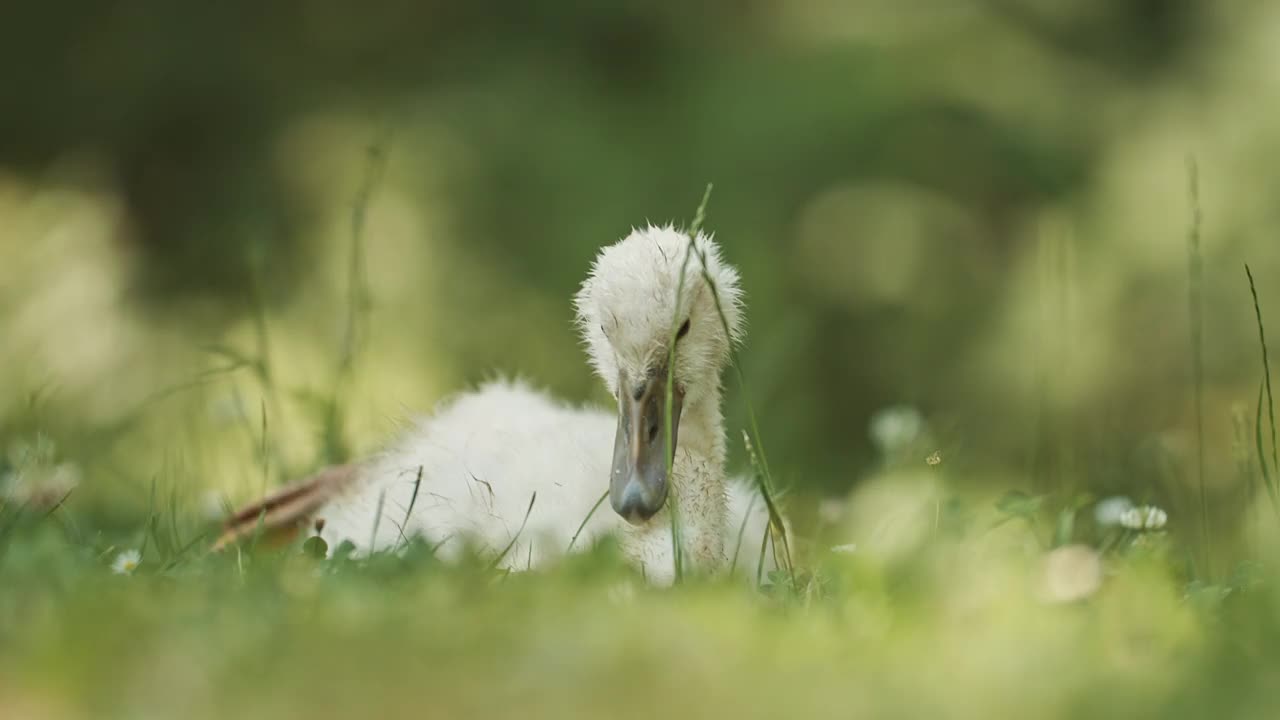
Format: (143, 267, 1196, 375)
(4, 438, 1280, 720)
(5, 189, 1280, 720)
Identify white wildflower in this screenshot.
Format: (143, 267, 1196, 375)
(830, 543, 858, 555)
(111, 549, 142, 575)
(1040, 544, 1103, 604)
(1119, 505, 1167, 531)
(868, 405, 924, 454)
(4, 435, 78, 510)
(1, 462, 80, 508)
(1094, 496, 1135, 527)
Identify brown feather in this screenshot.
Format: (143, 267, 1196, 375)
(212, 464, 361, 551)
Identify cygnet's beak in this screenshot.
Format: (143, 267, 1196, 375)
(610, 368, 682, 525)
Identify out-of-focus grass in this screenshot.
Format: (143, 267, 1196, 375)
(3, 452, 1280, 720)
(4, 182, 1280, 720)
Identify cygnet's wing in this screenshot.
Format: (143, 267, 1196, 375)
(212, 464, 362, 551)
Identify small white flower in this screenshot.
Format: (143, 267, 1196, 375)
(1094, 496, 1135, 527)
(868, 405, 924, 454)
(830, 543, 858, 554)
(1119, 505, 1167, 531)
(111, 549, 141, 575)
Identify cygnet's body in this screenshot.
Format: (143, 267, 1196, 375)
(220, 225, 775, 583)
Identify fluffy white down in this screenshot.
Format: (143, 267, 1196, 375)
(320, 380, 612, 566)
(574, 224, 744, 408)
(318, 381, 774, 583)
(314, 225, 776, 584)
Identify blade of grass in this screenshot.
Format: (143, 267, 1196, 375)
(202, 345, 262, 380)
(665, 184, 795, 582)
(394, 466, 424, 550)
(567, 490, 609, 552)
(260, 399, 270, 499)
(106, 355, 251, 435)
(160, 529, 213, 572)
(742, 430, 792, 581)
(167, 483, 182, 556)
(323, 132, 392, 464)
(490, 492, 537, 570)
(1255, 380, 1280, 518)
(661, 185, 712, 580)
(1186, 159, 1209, 575)
(688, 228, 796, 583)
(755, 519, 770, 587)
(338, 135, 389, 376)
(45, 490, 82, 546)
(246, 242, 276, 396)
(369, 488, 387, 552)
(139, 476, 157, 562)
(1246, 264, 1279, 496)
(147, 514, 170, 564)
(244, 236, 291, 481)
(40, 489, 75, 520)
(728, 489, 758, 579)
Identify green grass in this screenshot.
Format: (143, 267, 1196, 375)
(1, 487, 1278, 720)
(1187, 158, 1209, 575)
(2, 404, 1280, 719)
(666, 184, 793, 583)
(6, 188, 1280, 720)
(1247, 263, 1280, 520)
(4, 327, 1280, 719)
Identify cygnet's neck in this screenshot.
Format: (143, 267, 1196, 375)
(622, 382, 730, 576)
(676, 385, 728, 475)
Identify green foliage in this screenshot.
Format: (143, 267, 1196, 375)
(3, 5, 1280, 717)
(2, 481, 1278, 720)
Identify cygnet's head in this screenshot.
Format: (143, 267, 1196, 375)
(574, 225, 744, 524)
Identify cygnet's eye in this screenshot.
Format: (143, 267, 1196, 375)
(676, 318, 691, 340)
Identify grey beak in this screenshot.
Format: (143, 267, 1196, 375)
(610, 369, 682, 525)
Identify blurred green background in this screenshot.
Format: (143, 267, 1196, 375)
(2, 0, 1278, 541)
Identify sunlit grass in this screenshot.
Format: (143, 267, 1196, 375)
(5, 171, 1280, 720)
(3, 245, 1280, 719)
(1, 467, 1275, 720)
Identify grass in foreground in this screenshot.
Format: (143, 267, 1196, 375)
(4, 177, 1280, 720)
(2, 469, 1280, 720)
